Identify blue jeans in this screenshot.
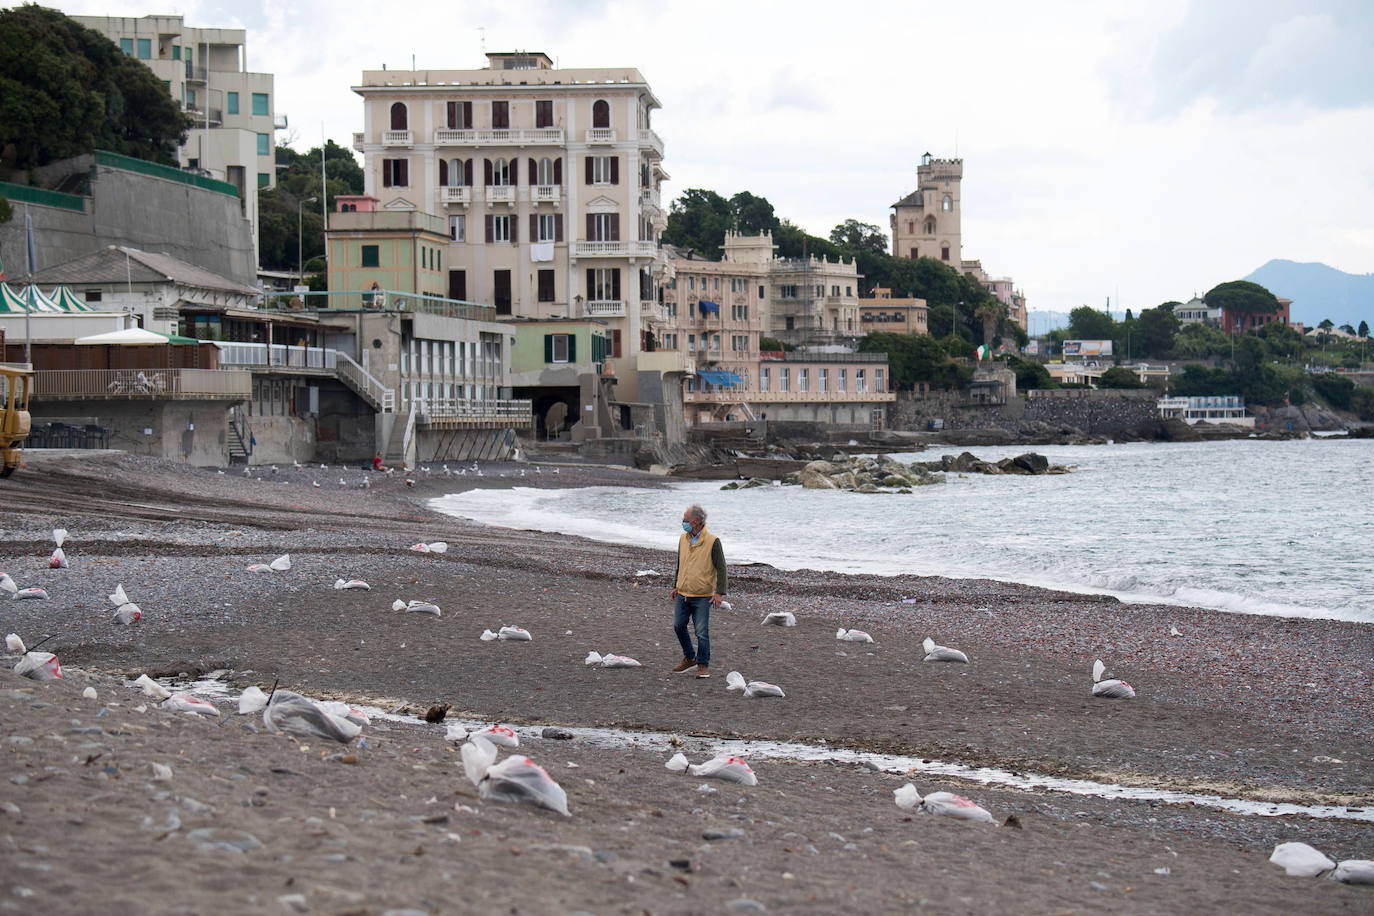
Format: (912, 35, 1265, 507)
(673, 595, 712, 666)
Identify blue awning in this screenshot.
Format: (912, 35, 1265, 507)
(697, 369, 743, 388)
(698, 299, 720, 313)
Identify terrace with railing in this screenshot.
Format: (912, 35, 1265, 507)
(32, 368, 251, 400)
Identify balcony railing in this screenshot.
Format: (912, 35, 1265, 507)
(352, 131, 365, 151)
(573, 240, 658, 258)
(440, 186, 472, 204)
(184, 62, 207, 82)
(486, 185, 514, 204)
(529, 184, 560, 204)
(415, 398, 533, 427)
(640, 300, 669, 322)
(686, 389, 894, 404)
(638, 128, 664, 157)
(583, 300, 626, 318)
(585, 128, 616, 143)
(434, 128, 564, 145)
(382, 130, 412, 146)
(32, 368, 251, 400)
(218, 342, 336, 370)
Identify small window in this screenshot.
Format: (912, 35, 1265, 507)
(550, 334, 570, 362)
(491, 215, 511, 242)
(537, 269, 555, 302)
(449, 215, 465, 241)
(256, 172, 270, 188)
(172, 45, 180, 60)
(136, 38, 151, 59)
(492, 100, 510, 129)
(941, 245, 950, 261)
(536, 214, 556, 242)
(382, 158, 409, 187)
(942, 194, 952, 212)
(592, 99, 610, 128)
(120, 37, 133, 55)
(535, 100, 553, 128)
(591, 155, 613, 184)
(256, 133, 270, 156)
(758, 285, 765, 299)
(252, 93, 270, 116)
(227, 91, 239, 115)
(361, 245, 380, 268)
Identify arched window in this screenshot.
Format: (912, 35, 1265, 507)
(941, 245, 950, 261)
(592, 99, 610, 129)
(537, 157, 554, 185)
(942, 194, 952, 212)
(906, 220, 914, 233)
(389, 102, 408, 130)
(924, 216, 936, 235)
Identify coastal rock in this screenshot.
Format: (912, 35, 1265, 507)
(802, 460, 838, 476)
(798, 469, 837, 490)
(1012, 453, 1050, 474)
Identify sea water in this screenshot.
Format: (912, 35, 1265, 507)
(432, 439, 1374, 624)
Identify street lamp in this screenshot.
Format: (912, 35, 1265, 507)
(297, 196, 318, 281)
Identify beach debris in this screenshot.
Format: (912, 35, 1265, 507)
(0, 573, 16, 596)
(410, 541, 449, 554)
(894, 784, 995, 823)
(584, 651, 642, 668)
(497, 626, 532, 641)
(922, 637, 969, 664)
(53, 528, 68, 547)
(666, 753, 690, 773)
(473, 724, 519, 748)
(133, 674, 171, 700)
(6, 633, 25, 653)
(445, 723, 469, 743)
(162, 693, 219, 718)
(725, 670, 785, 698)
(312, 480, 321, 488)
(14, 651, 62, 681)
(263, 690, 361, 743)
(49, 547, 68, 569)
(762, 611, 797, 627)
(688, 754, 759, 786)
(246, 554, 292, 573)
(1332, 860, 1374, 885)
(836, 628, 873, 643)
(82, 686, 98, 700)
(900, 597, 918, 604)
(719, 600, 734, 611)
(238, 686, 268, 714)
(1269, 842, 1335, 877)
(634, 569, 660, 577)
(461, 735, 570, 816)
(13, 587, 49, 600)
(1169, 626, 1183, 637)
(480, 629, 499, 641)
(108, 584, 129, 606)
(333, 578, 371, 590)
(113, 604, 142, 625)
(151, 762, 173, 781)
(320, 700, 372, 727)
(1091, 659, 1137, 698)
(394, 599, 441, 616)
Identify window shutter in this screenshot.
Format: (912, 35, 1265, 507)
(529, 214, 538, 241)
(462, 101, 472, 128)
(553, 157, 562, 185)
(543, 334, 553, 363)
(465, 159, 474, 186)
(567, 335, 577, 363)
(609, 156, 619, 185)
(610, 269, 621, 300)
(382, 161, 392, 188)
(445, 101, 456, 129)
(483, 158, 493, 185)
(586, 214, 595, 240)
(485, 215, 493, 243)
(509, 160, 518, 185)
(584, 156, 594, 185)
(398, 159, 408, 187)
(510, 217, 518, 244)
(586, 268, 595, 300)
(610, 329, 622, 358)
(438, 159, 448, 186)
(609, 214, 620, 242)
(554, 213, 563, 242)
(528, 158, 537, 185)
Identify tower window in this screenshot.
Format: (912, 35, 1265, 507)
(942, 194, 952, 212)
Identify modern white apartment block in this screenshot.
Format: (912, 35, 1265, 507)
(349, 51, 673, 402)
(72, 14, 281, 259)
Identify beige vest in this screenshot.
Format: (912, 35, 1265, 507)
(676, 529, 719, 596)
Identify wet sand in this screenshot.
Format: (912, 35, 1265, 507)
(1, 452, 1371, 914)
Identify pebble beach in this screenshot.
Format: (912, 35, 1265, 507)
(1, 451, 1371, 914)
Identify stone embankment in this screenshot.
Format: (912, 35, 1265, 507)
(722, 451, 1068, 494)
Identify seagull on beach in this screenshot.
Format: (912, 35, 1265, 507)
(243, 467, 251, 476)
(339, 478, 347, 487)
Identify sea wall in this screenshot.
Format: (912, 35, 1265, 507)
(890, 389, 1160, 435)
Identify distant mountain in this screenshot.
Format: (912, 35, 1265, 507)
(1243, 260, 1374, 329)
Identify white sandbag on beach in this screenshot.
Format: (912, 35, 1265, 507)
(161, 693, 219, 718)
(246, 554, 291, 573)
(479, 754, 571, 816)
(238, 686, 268, 714)
(48, 547, 69, 569)
(762, 611, 796, 627)
(14, 651, 62, 681)
(836, 628, 873, 643)
(1269, 842, 1335, 877)
(14, 587, 49, 600)
(1332, 860, 1374, 885)
(262, 690, 360, 743)
(6, 633, 25, 653)
(133, 673, 171, 699)
(410, 541, 448, 553)
(922, 637, 969, 664)
(400, 600, 441, 616)
(687, 754, 758, 786)
(462, 735, 499, 785)
(53, 528, 68, 548)
(333, 578, 371, 590)
(319, 700, 371, 726)
(113, 603, 142, 625)
(893, 783, 922, 810)
(473, 724, 519, 748)
(634, 569, 660, 577)
(0, 573, 16, 596)
(894, 784, 994, 822)
(445, 723, 469, 743)
(108, 584, 129, 607)
(1091, 658, 1137, 698)
(665, 752, 690, 773)
(725, 670, 785, 698)
(480, 629, 498, 641)
(584, 651, 641, 668)
(498, 626, 532, 641)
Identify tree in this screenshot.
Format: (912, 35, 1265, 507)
(1005, 355, 1056, 390)
(1204, 280, 1279, 317)
(1135, 306, 1181, 359)
(1171, 323, 1229, 360)
(0, 6, 188, 171)
(662, 189, 735, 258)
(828, 219, 887, 255)
(758, 336, 789, 352)
(256, 140, 365, 270)
(1067, 306, 1116, 340)
(1360, 320, 1370, 339)
(1311, 373, 1355, 409)
(729, 191, 779, 236)
(1098, 367, 1144, 389)
(857, 332, 970, 390)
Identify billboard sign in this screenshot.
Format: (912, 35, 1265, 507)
(1062, 339, 1113, 358)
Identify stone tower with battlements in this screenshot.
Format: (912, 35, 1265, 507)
(890, 153, 962, 265)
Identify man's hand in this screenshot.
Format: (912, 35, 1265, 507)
(670, 588, 678, 599)
(710, 593, 723, 608)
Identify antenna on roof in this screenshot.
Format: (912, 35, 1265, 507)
(478, 26, 486, 54)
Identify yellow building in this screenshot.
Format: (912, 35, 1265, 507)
(858, 288, 929, 336)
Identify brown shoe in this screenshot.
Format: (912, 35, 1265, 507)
(695, 664, 710, 679)
(672, 658, 696, 673)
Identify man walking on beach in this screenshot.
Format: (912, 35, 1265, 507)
(671, 504, 726, 679)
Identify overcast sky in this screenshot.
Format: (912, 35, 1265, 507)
(60, 0, 1374, 316)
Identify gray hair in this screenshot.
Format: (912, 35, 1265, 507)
(684, 504, 707, 524)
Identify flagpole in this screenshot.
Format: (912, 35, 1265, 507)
(23, 204, 35, 364)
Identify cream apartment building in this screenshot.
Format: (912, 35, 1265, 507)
(769, 254, 861, 349)
(350, 51, 674, 401)
(73, 14, 281, 256)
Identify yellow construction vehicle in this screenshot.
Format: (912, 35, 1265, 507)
(1, 365, 33, 477)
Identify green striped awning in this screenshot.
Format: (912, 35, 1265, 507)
(48, 286, 98, 312)
(0, 283, 62, 313)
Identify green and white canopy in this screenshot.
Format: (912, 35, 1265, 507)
(0, 283, 61, 313)
(48, 286, 98, 312)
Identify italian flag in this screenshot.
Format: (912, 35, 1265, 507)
(976, 345, 990, 360)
